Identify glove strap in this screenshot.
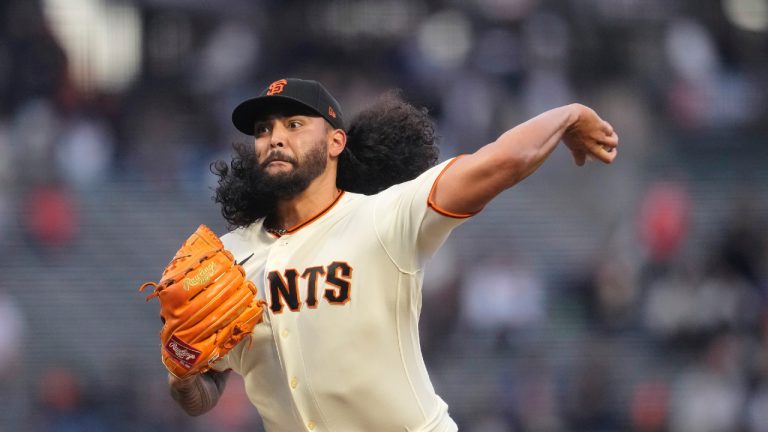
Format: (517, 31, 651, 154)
(138, 282, 162, 301)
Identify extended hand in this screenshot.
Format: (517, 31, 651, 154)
(563, 104, 619, 166)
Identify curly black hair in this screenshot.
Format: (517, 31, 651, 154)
(211, 144, 277, 229)
(212, 91, 440, 229)
(337, 91, 439, 194)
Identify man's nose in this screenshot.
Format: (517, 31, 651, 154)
(269, 123, 288, 148)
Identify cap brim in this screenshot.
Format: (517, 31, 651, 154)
(231, 95, 324, 135)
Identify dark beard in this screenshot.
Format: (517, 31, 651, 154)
(260, 141, 327, 199)
(211, 141, 328, 229)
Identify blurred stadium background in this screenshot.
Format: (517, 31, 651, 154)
(1, 0, 767, 430)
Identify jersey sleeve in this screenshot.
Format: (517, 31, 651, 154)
(373, 156, 477, 273)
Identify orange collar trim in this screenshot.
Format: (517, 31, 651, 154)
(267, 190, 346, 238)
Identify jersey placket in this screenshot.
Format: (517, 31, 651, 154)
(265, 234, 325, 431)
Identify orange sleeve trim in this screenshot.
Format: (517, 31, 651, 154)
(427, 155, 480, 219)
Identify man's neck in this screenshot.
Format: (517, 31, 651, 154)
(271, 170, 340, 231)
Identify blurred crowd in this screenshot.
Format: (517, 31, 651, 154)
(1, 0, 767, 431)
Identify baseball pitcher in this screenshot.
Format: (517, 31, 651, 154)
(141, 78, 618, 431)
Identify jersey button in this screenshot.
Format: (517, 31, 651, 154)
(281, 329, 289, 338)
(290, 377, 298, 389)
(307, 420, 316, 430)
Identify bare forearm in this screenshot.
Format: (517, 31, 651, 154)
(489, 104, 579, 186)
(169, 370, 229, 416)
(433, 105, 580, 213)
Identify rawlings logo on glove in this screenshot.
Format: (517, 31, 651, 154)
(139, 225, 265, 378)
(182, 262, 218, 291)
(167, 336, 201, 368)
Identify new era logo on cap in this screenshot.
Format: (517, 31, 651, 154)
(232, 78, 345, 135)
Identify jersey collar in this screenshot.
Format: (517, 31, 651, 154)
(265, 190, 346, 238)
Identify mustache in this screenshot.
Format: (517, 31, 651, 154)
(261, 152, 298, 168)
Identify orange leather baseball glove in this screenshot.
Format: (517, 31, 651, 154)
(139, 224, 265, 378)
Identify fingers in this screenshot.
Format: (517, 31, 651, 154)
(602, 129, 619, 148)
(594, 128, 619, 163)
(567, 114, 619, 166)
(597, 123, 619, 149)
(588, 139, 618, 163)
(596, 146, 618, 163)
(602, 120, 615, 137)
(583, 135, 619, 165)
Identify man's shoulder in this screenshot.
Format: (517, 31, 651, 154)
(368, 158, 457, 200)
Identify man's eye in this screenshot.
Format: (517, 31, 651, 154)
(288, 120, 302, 128)
(255, 125, 270, 134)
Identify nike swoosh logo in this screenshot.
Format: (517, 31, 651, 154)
(237, 253, 255, 266)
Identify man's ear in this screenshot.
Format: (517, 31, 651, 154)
(328, 128, 347, 158)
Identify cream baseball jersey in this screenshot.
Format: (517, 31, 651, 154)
(212, 157, 473, 432)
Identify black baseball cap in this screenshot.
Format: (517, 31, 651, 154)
(232, 78, 345, 135)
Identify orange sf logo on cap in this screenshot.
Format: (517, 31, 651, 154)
(266, 79, 288, 95)
(328, 106, 337, 119)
